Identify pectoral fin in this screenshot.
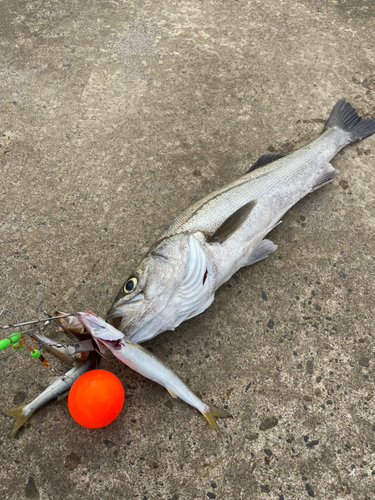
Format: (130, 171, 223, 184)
(48, 375, 60, 385)
(207, 200, 257, 244)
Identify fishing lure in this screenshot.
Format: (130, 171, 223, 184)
(0, 309, 99, 373)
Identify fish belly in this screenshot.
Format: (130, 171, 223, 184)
(115, 345, 206, 411)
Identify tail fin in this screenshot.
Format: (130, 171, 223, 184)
(5, 405, 29, 437)
(201, 405, 232, 430)
(325, 99, 375, 142)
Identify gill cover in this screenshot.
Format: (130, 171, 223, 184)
(173, 233, 214, 325)
(128, 233, 214, 343)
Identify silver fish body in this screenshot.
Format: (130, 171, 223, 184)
(77, 311, 230, 429)
(30, 330, 76, 366)
(5, 351, 99, 436)
(107, 100, 375, 343)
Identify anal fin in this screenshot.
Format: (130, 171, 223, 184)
(57, 390, 70, 401)
(311, 163, 339, 191)
(245, 239, 278, 266)
(167, 387, 177, 399)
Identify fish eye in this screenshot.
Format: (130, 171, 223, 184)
(124, 277, 137, 294)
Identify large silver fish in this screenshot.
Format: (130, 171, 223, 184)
(5, 350, 99, 436)
(107, 100, 375, 343)
(77, 311, 230, 429)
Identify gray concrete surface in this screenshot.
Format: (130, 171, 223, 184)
(1, 0, 374, 499)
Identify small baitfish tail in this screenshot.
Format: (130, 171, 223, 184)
(5, 406, 29, 437)
(325, 98, 375, 142)
(202, 405, 232, 430)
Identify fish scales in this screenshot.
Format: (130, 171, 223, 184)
(106, 100, 375, 343)
(162, 128, 343, 239)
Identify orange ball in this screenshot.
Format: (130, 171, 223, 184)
(68, 369, 124, 428)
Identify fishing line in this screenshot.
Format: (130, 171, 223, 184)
(0, 309, 114, 364)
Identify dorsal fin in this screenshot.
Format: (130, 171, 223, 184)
(246, 153, 286, 174)
(207, 200, 257, 244)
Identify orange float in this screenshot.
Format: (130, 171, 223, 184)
(68, 369, 124, 428)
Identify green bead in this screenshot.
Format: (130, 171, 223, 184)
(31, 349, 41, 358)
(12, 343, 24, 351)
(0, 338, 11, 350)
(10, 333, 22, 343)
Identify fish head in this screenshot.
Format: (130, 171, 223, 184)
(106, 232, 213, 343)
(56, 311, 87, 336)
(77, 311, 124, 352)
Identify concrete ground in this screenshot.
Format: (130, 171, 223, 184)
(1, 0, 374, 499)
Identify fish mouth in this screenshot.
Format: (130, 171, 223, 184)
(105, 306, 131, 330)
(106, 294, 145, 332)
(105, 310, 122, 330)
(94, 337, 122, 352)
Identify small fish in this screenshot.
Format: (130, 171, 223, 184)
(55, 312, 87, 339)
(106, 100, 375, 343)
(77, 311, 230, 430)
(5, 351, 99, 436)
(29, 330, 76, 366)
